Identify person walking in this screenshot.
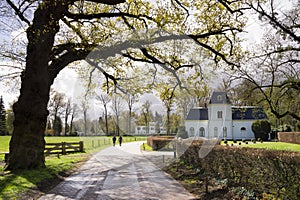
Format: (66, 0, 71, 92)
(112, 136, 116, 146)
(118, 135, 123, 146)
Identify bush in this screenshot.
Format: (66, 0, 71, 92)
(147, 136, 175, 151)
(278, 124, 293, 132)
(176, 126, 188, 139)
(177, 142, 300, 200)
(252, 120, 271, 141)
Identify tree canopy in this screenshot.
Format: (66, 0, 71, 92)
(0, 0, 298, 170)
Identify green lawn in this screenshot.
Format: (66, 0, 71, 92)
(244, 141, 300, 152)
(223, 140, 300, 152)
(0, 136, 10, 152)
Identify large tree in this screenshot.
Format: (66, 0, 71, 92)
(229, 0, 300, 127)
(2, 0, 246, 170)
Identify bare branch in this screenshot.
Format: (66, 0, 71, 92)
(6, 0, 31, 25)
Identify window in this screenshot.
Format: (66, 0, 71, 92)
(199, 127, 205, 137)
(217, 95, 223, 101)
(223, 127, 227, 137)
(189, 127, 195, 137)
(217, 111, 223, 119)
(214, 127, 218, 137)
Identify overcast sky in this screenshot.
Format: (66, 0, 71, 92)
(0, 0, 292, 119)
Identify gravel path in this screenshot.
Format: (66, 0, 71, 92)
(38, 141, 195, 200)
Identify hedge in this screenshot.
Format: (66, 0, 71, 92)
(177, 139, 300, 199)
(147, 136, 175, 151)
(278, 132, 300, 144)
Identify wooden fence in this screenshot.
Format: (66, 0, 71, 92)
(44, 141, 84, 155)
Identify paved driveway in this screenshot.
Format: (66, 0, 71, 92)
(38, 141, 195, 200)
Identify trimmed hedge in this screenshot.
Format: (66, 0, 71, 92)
(278, 132, 300, 144)
(177, 140, 300, 199)
(147, 136, 175, 151)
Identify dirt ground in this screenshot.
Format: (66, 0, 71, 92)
(162, 161, 253, 200)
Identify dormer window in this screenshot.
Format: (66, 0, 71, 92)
(217, 95, 223, 101)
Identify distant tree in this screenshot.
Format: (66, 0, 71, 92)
(48, 90, 66, 135)
(81, 98, 90, 136)
(96, 94, 111, 135)
(53, 116, 62, 136)
(111, 94, 125, 136)
(296, 121, 300, 132)
(46, 120, 52, 130)
(5, 103, 14, 135)
(170, 113, 181, 133)
(69, 104, 78, 135)
(252, 120, 271, 141)
(159, 86, 177, 134)
(177, 126, 188, 139)
(64, 98, 72, 135)
(0, 96, 7, 135)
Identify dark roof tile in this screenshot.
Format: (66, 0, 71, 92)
(186, 108, 208, 120)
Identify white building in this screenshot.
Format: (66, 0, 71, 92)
(185, 92, 268, 140)
(135, 122, 156, 135)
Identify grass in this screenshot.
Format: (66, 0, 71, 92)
(140, 142, 152, 151)
(0, 135, 146, 199)
(245, 141, 300, 152)
(0, 153, 87, 199)
(222, 140, 300, 152)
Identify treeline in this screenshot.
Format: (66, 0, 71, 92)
(44, 90, 184, 136)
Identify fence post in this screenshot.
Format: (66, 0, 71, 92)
(79, 141, 84, 152)
(62, 142, 66, 155)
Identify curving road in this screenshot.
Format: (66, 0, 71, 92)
(38, 141, 195, 200)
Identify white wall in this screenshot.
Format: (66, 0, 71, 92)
(185, 121, 208, 137)
(232, 121, 255, 139)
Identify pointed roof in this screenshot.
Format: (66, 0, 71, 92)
(186, 108, 208, 120)
(232, 106, 268, 120)
(209, 91, 231, 104)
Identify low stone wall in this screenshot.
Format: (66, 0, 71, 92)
(278, 132, 300, 144)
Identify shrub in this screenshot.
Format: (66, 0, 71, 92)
(147, 136, 175, 151)
(252, 120, 271, 141)
(176, 126, 188, 139)
(177, 142, 300, 200)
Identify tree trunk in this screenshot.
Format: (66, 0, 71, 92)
(104, 105, 108, 135)
(5, 1, 68, 171)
